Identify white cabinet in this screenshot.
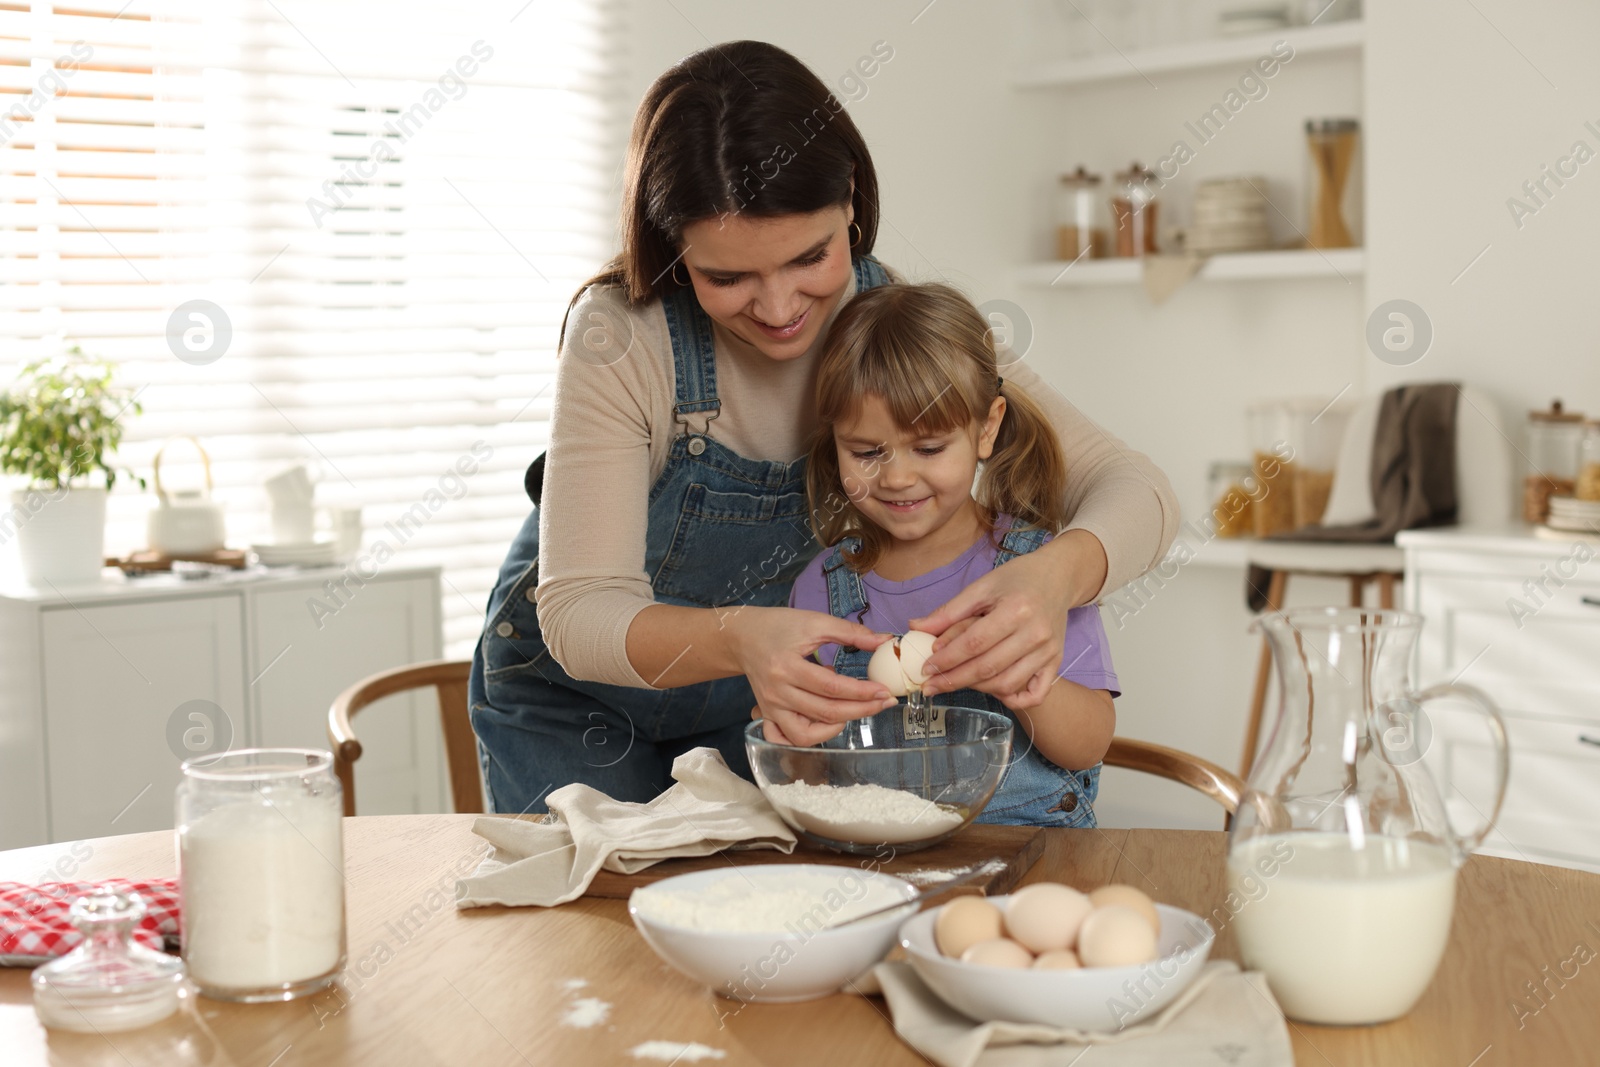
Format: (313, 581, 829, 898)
(0, 565, 445, 850)
(41, 596, 246, 842)
(1400, 527, 1600, 873)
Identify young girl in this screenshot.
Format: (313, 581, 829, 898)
(780, 282, 1118, 827)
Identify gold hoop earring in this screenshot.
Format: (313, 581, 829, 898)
(671, 262, 690, 287)
(849, 221, 863, 248)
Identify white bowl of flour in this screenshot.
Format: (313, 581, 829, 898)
(744, 705, 1013, 854)
(629, 865, 917, 1003)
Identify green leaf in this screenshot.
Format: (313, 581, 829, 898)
(0, 347, 142, 490)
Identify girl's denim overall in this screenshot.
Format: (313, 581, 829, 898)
(468, 257, 893, 814)
(820, 525, 1100, 828)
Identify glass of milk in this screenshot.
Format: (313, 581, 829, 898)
(1228, 608, 1509, 1026)
(177, 748, 346, 1002)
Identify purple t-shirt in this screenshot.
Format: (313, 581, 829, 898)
(788, 521, 1120, 696)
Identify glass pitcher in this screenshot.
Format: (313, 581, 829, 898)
(1227, 608, 1509, 1026)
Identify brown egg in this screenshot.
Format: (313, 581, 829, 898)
(1088, 884, 1160, 936)
(1032, 949, 1082, 970)
(934, 896, 1004, 959)
(1004, 883, 1093, 954)
(959, 938, 1034, 969)
(1077, 905, 1160, 967)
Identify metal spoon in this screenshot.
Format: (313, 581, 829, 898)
(822, 859, 1004, 930)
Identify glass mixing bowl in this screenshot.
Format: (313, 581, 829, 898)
(744, 704, 1013, 855)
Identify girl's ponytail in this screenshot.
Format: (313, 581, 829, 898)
(979, 380, 1070, 536)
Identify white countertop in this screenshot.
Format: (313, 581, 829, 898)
(1185, 532, 1405, 573)
(1396, 523, 1600, 558)
(0, 561, 441, 606)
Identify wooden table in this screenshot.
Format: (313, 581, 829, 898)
(4, 815, 1598, 1065)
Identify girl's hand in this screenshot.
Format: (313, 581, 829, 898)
(929, 618, 1056, 710)
(732, 608, 895, 747)
(910, 531, 1105, 709)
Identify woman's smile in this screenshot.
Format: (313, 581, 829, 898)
(749, 305, 811, 340)
(677, 207, 853, 361)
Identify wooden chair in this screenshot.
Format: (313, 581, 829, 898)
(327, 659, 485, 817)
(1104, 737, 1244, 821)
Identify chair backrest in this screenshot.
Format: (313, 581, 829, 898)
(327, 659, 483, 817)
(1103, 737, 1243, 821)
(1323, 384, 1512, 527)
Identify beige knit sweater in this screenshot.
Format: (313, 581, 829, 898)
(535, 267, 1178, 688)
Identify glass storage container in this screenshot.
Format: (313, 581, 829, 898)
(1523, 400, 1584, 522)
(177, 748, 346, 1002)
(1111, 162, 1159, 258)
(1056, 167, 1106, 262)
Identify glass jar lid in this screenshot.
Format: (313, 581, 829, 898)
(1305, 118, 1360, 134)
(1058, 165, 1102, 188)
(1115, 161, 1156, 185)
(31, 891, 185, 1033)
(1529, 399, 1584, 423)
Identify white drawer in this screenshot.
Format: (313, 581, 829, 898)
(1423, 709, 1600, 869)
(1415, 573, 1600, 722)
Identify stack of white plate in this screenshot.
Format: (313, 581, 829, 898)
(251, 540, 341, 567)
(1546, 496, 1600, 533)
(1187, 177, 1274, 255)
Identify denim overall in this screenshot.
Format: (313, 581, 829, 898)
(469, 256, 894, 814)
(820, 526, 1101, 828)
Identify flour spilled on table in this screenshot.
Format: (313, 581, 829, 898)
(560, 977, 587, 992)
(628, 1041, 726, 1062)
(761, 780, 963, 843)
(561, 996, 611, 1029)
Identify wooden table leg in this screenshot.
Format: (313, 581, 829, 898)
(1378, 571, 1397, 609)
(1240, 568, 1289, 780)
(1349, 575, 1366, 607)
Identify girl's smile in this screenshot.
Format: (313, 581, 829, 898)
(835, 393, 1006, 576)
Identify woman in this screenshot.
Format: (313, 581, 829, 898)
(469, 40, 1178, 814)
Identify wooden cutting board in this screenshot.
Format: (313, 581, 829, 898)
(585, 823, 1044, 899)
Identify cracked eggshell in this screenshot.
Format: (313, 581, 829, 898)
(898, 630, 937, 687)
(867, 636, 908, 696)
(867, 630, 938, 696)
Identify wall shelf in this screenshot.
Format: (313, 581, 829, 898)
(1018, 247, 1363, 287)
(1012, 20, 1363, 89)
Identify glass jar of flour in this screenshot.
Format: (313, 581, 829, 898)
(177, 749, 346, 1001)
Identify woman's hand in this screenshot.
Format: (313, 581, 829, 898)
(910, 529, 1108, 709)
(733, 607, 895, 747)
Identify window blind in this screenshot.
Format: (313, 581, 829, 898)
(0, 0, 620, 655)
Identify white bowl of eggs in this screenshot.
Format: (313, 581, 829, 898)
(898, 882, 1215, 1031)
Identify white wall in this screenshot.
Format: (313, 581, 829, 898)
(616, 0, 1600, 828)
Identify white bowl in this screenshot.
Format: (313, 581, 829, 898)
(900, 899, 1215, 1030)
(628, 865, 918, 1003)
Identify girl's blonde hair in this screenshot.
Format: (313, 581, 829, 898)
(807, 283, 1070, 572)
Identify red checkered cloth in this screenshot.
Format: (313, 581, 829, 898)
(0, 880, 180, 966)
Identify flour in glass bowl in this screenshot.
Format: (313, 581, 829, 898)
(762, 780, 964, 843)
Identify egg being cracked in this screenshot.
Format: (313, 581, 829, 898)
(866, 630, 938, 696)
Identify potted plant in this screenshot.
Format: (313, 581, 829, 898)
(0, 348, 143, 585)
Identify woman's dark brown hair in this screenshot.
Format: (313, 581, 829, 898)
(807, 283, 1070, 573)
(562, 40, 880, 337)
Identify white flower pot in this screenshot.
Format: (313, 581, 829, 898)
(9, 486, 108, 586)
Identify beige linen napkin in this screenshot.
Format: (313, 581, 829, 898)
(454, 748, 796, 908)
(863, 960, 1293, 1067)
(1141, 253, 1208, 305)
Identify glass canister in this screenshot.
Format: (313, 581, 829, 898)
(1111, 162, 1159, 258)
(1206, 461, 1256, 538)
(1056, 166, 1106, 262)
(177, 749, 346, 1002)
(1305, 119, 1361, 250)
(1247, 402, 1300, 538)
(1578, 421, 1600, 502)
(1523, 400, 1584, 522)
